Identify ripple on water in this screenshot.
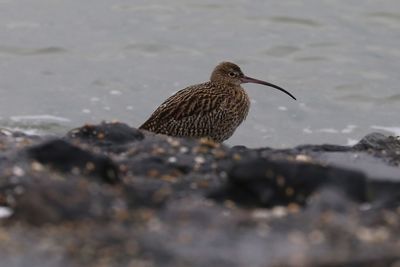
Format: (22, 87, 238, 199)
(6, 21, 40, 29)
(382, 94, 400, 103)
(0, 46, 67, 56)
(123, 43, 202, 56)
(262, 45, 300, 57)
(336, 93, 400, 105)
(360, 71, 388, 80)
(307, 42, 340, 48)
(124, 43, 168, 53)
(365, 12, 400, 22)
(112, 4, 175, 12)
(364, 12, 400, 29)
(335, 94, 378, 103)
(268, 16, 321, 27)
(187, 3, 226, 9)
(335, 83, 365, 91)
(294, 56, 328, 62)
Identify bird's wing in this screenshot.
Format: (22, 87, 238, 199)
(140, 83, 228, 131)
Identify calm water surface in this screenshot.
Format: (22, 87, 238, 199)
(0, 0, 399, 147)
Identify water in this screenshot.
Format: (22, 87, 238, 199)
(0, 0, 399, 148)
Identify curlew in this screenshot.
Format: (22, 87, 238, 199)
(140, 62, 296, 142)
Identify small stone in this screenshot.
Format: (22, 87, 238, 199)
(97, 132, 105, 139)
(287, 203, 301, 213)
(285, 187, 295, 196)
(271, 206, 288, 218)
(167, 138, 180, 147)
(12, 166, 25, 177)
(194, 156, 205, 164)
(288, 231, 306, 245)
(251, 209, 270, 219)
(179, 146, 189, 153)
(86, 162, 96, 171)
(309, 230, 325, 244)
(213, 149, 226, 159)
(167, 157, 177, 163)
(160, 175, 178, 183)
(276, 175, 285, 187)
(295, 154, 312, 162)
(0, 207, 13, 219)
(31, 161, 44, 172)
(14, 186, 24, 195)
(233, 153, 241, 161)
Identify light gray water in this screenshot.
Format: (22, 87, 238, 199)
(0, 0, 399, 148)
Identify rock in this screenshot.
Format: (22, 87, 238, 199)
(0, 122, 399, 266)
(11, 179, 117, 225)
(26, 139, 119, 184)
(353, 132, 397, 151)
(67, 122, 144, 152)
(210, 157, 367, 207)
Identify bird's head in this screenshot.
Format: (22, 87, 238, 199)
(210, 61, 296, 100)
(210, 62, 244, 86)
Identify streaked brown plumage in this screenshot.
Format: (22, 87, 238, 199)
(140, 62, 296, 142)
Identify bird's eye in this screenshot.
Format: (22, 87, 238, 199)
(228, 72, 236, 77)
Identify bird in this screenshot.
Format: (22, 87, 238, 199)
(139, 62, 296, 142)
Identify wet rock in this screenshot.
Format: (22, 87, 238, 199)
(26, 139, 119, 184)
(11, 179, 117, 225)
(210, 157, 367, 207)
(353, 132, 397, 151)
(353, 133, 400, 165)
(0, 123, 399, 266)
(66, 122, 143, 152)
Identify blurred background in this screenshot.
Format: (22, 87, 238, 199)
(0, 0, 399, 148)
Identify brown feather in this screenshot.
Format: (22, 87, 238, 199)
(139, 61, 292, 142)
(140, 81, 250, 142)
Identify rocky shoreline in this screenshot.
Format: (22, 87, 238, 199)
(0, 122, 399, 266)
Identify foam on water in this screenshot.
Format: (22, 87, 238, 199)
(301, 125, 357, 135)
(1, 115, 72, 136)
(346, 138, 359, 146)
(10, 115, 71, 123)
(371, 125, 400, 136)
(2, 127, 42, 135)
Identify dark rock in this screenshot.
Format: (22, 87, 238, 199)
(123, 178, 173, 208)
(210, 157, 367, 207)
(0, 124, 399, 266)
(26, 139, 119, 184)
(352, 133, 400, 165)
(353, 132, 397, 151)
(67, 122, 144, 152)
(11, 179, 117, 225)
(295, 143, 352, 152)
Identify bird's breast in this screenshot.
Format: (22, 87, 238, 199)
(224, 87, 250, 119)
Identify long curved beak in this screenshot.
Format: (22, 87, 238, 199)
(241, 75, 296, 100)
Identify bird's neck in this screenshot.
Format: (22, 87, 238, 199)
(211, 81, 243, 92)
